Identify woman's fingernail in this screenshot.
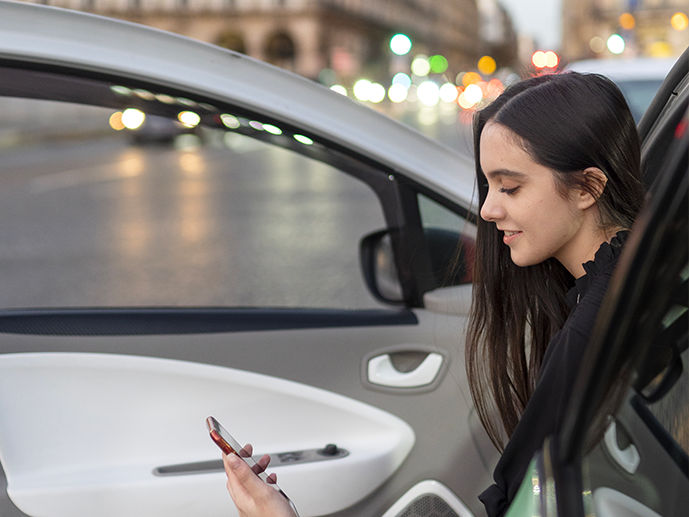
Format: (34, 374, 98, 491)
(227, 454, 241, 469)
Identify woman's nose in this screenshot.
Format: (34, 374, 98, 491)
(480, 191, 503, 222)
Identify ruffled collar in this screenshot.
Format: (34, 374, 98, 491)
(566, 230, 629, 308)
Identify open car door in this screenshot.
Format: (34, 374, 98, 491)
(505, 47, 689, 517)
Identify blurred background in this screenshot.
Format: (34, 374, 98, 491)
(11, 0, 689, 141)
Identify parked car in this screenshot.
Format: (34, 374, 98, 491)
(565, 57, 677, 123)
(0, 3, 685, 517)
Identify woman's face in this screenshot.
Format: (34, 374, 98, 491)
(479, 122, 589, 273)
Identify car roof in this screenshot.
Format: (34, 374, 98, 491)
(0, 0, 476, 211)
(565, 57, 677, 82)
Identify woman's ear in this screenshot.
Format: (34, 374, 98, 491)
(577, 167, 608, 210)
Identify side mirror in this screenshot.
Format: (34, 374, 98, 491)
(360, 230, 404, 304)
(360, 228, 475, 305)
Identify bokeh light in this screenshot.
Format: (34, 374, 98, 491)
(392, 72, 412, 89)
(457, 91, 474, 110)
(411, 55, 431, 77)
(111, 85, 132, 97)
(439, 83, 459, 103)
(155, 94, 176, 104)
(532, 50, 559, 68)
(368, 83, 386, 103)
(429, 55, 449, 74)
(607, 34, 625, 54)
(486, 78, 504, 99)
(121, 108, 145, 130)
(294, 134, 313, 145)
(477, 56, 497, 76)
(319, 68, 337, 86)
(388, 84, 408, 103)
(545, 51, 559, 68)
(221, 114, 240, 128)
(463, 84, 483, 105)
(263, 124, 282, 135)
(619, 13, 636, 30)
(109, 111, 125, 131)
(671, 12, 688, 31)
(589, 36, 606, 53)
(353, 79, 373, 101)
(462, 72, 482, 87)
(390, 34, 412, 55)
(178, 111, 201, 128)
(648, 41, 674, 57)
(330, 85, 347, 96)
(532, 51, 546, 68)
(417, 81, 440, 106)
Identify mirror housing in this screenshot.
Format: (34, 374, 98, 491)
(360, 228, 474, 306)
(360, 230, 404, 304)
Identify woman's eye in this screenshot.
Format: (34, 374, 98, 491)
(499, 186, 520, 195)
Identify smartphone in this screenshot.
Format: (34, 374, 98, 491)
(205, 416, 300, 516)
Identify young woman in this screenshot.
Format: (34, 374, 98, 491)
(220, 72, 646, 517)
(468, 71, 644, 515)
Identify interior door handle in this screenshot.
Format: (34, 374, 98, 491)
(604, 420, 640, 474)
(367, 352, 443, 388)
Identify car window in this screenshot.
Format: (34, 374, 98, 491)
(0, 70, 389, 309)
(417, 192, 476, 286)
(643, 349, 689, 454)
(636, 262, 689, 456)
(418, 192, 475, 237)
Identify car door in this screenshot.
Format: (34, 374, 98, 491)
(0, 3, 492, 517)
(502, 47, 689, 517)
(577, 46, 689, 517)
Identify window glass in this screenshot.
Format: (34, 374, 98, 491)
(616, 79, 664, 123)
(418, 193, 475, 237)
(641, 262, 689, 455)
(417, 192, 476, 286)
(646, 347, 689, 454)
(0, 90, 387, 309)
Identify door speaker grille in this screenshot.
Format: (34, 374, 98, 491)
(397, 494, 459, 517)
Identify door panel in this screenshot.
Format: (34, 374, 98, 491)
(0, 308, 494, 517)
(0, 352, 414, 517)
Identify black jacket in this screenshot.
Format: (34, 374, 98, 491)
(479, 232, 628, 517)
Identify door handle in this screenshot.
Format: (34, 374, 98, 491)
(604, 420, 640, 474)
(367, 352, 443, 388)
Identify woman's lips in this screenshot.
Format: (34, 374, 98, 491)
(502, 230, 522, 245)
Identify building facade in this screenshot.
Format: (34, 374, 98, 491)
(563, 0, 688, 61)
(24, 0, 481, 84)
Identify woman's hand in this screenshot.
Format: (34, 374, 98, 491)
(223, 445, 296, 517)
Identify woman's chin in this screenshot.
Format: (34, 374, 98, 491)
(509, 251, 541, 268)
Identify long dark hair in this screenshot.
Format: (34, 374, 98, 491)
(466, 72, 646, 451)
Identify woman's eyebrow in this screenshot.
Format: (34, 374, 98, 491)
(485, 169, 528, 180)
